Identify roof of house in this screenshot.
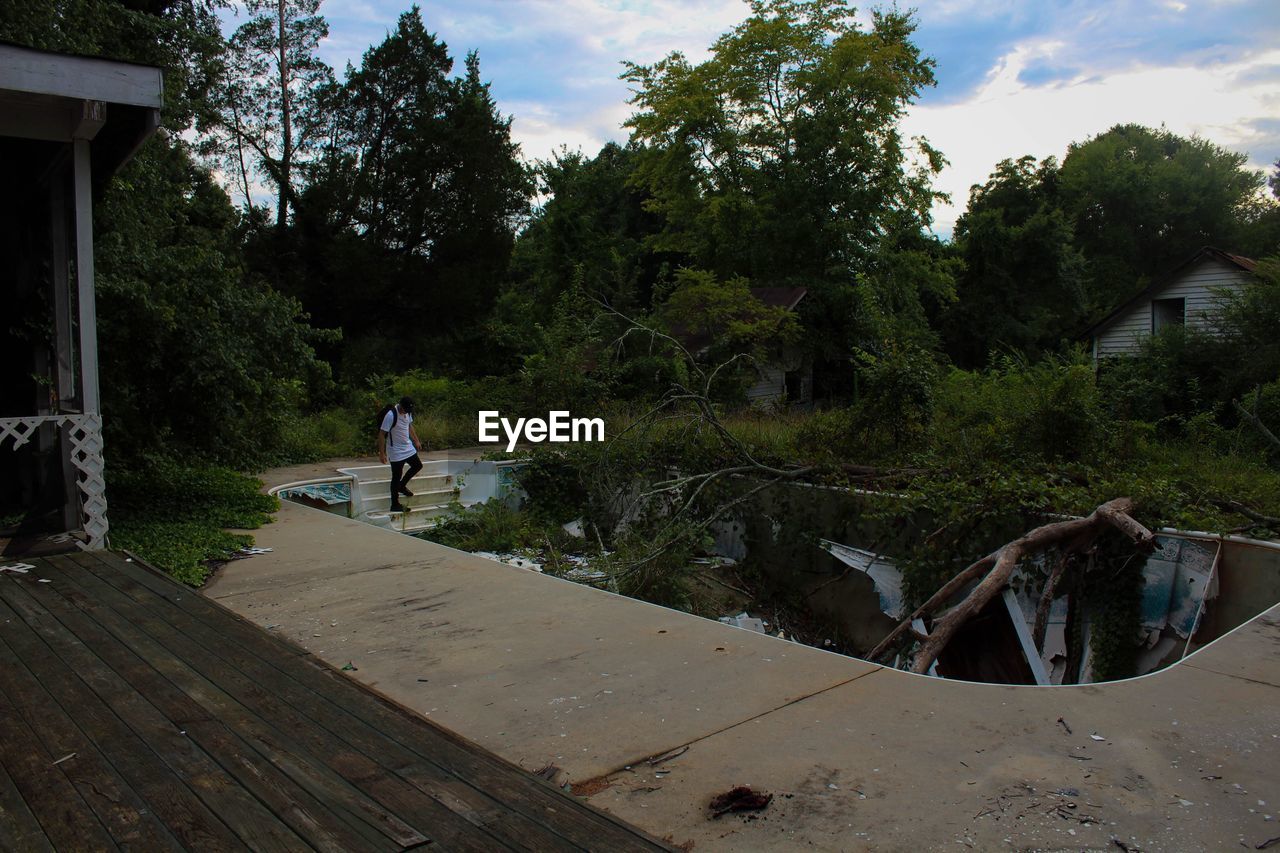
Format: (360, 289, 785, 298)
(1082, 247, 1257, 339)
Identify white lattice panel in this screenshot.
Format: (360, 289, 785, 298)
(0, 414, 109, 549)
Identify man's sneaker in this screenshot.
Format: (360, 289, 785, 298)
(389, 502, 405, 513)
(399, 487, 414, 497)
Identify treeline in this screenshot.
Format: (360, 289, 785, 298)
(3, 0, 1279, 472)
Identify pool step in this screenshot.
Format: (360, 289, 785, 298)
(357, 473, 456, 496)
(365, 499, 477, 533)
(361, 487, 460, 512)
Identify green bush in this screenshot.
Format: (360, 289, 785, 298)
(852, 342, 939, 453)
(933, 352, 1104, 466)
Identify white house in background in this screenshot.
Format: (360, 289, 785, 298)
(1084, 247, 1257, 361)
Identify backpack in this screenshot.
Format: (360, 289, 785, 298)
(376, 403, 398, 436)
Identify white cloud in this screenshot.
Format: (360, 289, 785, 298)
(904, 45, 1280, 236)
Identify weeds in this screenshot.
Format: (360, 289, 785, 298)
(106, 460, 277, 586)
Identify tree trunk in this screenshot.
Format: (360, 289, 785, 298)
(1031, 550, 1070, 651)
(276, 0, 291, 230)
(231, 99, 253, 213)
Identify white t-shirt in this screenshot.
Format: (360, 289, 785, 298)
(381, 408, 417, 462)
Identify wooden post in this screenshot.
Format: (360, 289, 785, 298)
(72, 136, 99, 415)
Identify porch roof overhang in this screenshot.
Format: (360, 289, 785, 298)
(0, 42, 163, 183)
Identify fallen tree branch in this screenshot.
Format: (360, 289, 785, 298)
(1234, 397, 1280, 453)
(866, 499, 1159, 673)
(864, 554, 996, 662)
(1213, 498, 1280, 530)
(910, 498, 1157, 674)
(1032, 550, 1072, 652)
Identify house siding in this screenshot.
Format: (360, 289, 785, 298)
(747, 366, 786, 406)
(1094, 258, 1252, 357)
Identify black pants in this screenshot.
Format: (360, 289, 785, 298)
(389, 453, 423, 506)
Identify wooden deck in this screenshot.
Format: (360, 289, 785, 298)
(0, 551, 671, 851)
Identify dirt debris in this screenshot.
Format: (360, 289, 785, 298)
(709, 786, 773, 818)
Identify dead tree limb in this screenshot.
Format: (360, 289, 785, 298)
(1031, 550, 1071, 652)
(910, 498, 1157, 674)
(1214, 498, 1280, 531)
(866, 498, 1159, 674)
(864, 554, 995, 662)
(1234, 397, 1280, 452)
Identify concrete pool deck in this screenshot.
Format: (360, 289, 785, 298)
(203, 454, 1280, 851)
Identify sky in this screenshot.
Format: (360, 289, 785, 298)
(240, 0, 1280, 238)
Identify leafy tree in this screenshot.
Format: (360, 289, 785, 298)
(1059, 124, 1266, 317)
(95, 139, 336, 465)
(622, 0, 943, 284)
(517, 280, 618, 411)
(298, 7, 531, 378)
(620, 0, 948, 400)
(656, 268, 800, 377)
(207, 0, 334, 227)
(1216, 256, 1280, 397)
(943, 155, 1086, 366)
(508, 144, 669, 320)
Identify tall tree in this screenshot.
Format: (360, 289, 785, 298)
(620, 0, 946, 398)
(621, 0, 943, 283)
(506, 143, 668, 322)
(96, 140, 335, 464)
(210, 0, 333, 226)
(297, 6, 530, 377)
(943, 155, 1086, 367)
(1059, 124, 1265, 316)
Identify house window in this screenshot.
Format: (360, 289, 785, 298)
(1152, 297, 1185, 333)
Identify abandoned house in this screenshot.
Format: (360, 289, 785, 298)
(1084, 246, 1257, 361)
(746, 286, 812, 407)
(0, 43, 163, 551)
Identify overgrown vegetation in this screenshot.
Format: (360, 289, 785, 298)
(107, 462, 278, 586)
(2, 0, 1276, 600)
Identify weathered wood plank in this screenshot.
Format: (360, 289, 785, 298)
(0, 585, 246, 851)
(0, 43, 163, 106)
(0, 567, 311, 852)
(72, 552, 583, 852)
(0, 653, 117, 852)
(0, 619, 182, 850)
(87, 550, 671, 851)
(46, 554, 489, 851)
(0, 722, 55, 852)
(30, 556, 429, 850)
(100, 550, 311, 655)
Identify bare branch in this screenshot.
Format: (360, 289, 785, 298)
(1234, 396, 1280, 452)
(906, 499, 1157, 674)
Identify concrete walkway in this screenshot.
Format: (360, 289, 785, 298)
(204, 455, 1280, 851)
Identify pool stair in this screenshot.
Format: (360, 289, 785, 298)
(272, 459, 526, 535)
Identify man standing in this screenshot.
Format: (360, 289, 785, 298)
(377, 396, 423, 513)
